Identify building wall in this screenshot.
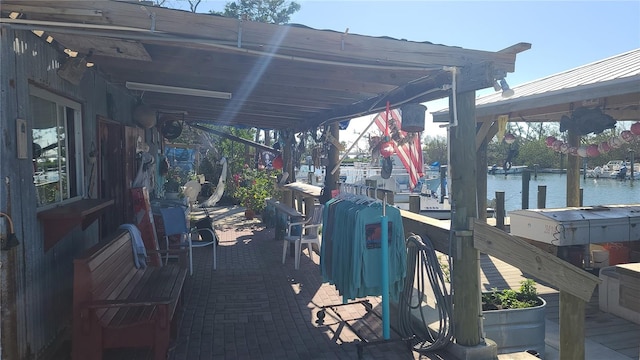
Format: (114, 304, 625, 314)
(0, 29, 142, 359)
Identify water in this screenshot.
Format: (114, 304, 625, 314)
(487, 173, 640, 214)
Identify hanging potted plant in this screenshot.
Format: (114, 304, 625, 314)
(482, 279, 546, 357)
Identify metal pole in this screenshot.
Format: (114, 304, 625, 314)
(330, 116, 378, 175)
(381, 193, 390, 339)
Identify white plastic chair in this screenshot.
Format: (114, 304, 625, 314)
(159, 207, 218, 275)
(282, 204, 323, 269)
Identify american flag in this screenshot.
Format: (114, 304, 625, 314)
(373, 109, 424, 190)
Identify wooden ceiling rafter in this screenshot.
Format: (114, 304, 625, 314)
(1, 0, 526, 132)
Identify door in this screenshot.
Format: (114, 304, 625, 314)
(98, 118, 126, 235)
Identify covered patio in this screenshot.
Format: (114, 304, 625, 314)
(44, 205, 637, 359)
(13, 1, 631, 359)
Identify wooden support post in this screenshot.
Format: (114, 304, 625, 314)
(322, 123, 340, 202)
(476, 126, 489, 221)
(381, 189, 394, 205)
(282, 189, 293, 209)
(560, 291, 586, 360)
(563, 128, 585, 359)
(409, 195, 420, 214)
(264, 129, 271, 146)
(303, 196, 316, 239)
(365, 179, 376, 197)
(449, 90, 481, 346)
(496, 191, 505, 231)
(439, 166, 447, 201)
(537, 185, 547, 209)
(296, 193, 303, 213)
(567, 131, 581, 208)
(521, 170, 530, 209)
(303, 196, 315, 218)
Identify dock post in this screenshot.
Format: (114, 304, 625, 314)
(537, 185, 546, 209)
(409, 195, 420, 214)
(521, 170, 530, 209)
(496, 191, 505, 231)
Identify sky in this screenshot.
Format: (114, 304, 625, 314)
(166, 0, 640, 147)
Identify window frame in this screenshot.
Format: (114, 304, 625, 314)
(29, 85, 85, 210)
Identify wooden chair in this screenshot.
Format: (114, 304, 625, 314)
(282, 204, 323, 269)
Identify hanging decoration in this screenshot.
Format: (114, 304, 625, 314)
(367, 103, 424, 189)
(380, 102, 394, 179)
(559, 107, 616, 135)
(545, 128, 638, 158)
(504, 133, 516, 144)
(502, 133, 518, 171)
(158, 114, 183, 140)
(497, 115, 509, 142)
(133, 104, 157, 129)
(272, 155, 283, 170)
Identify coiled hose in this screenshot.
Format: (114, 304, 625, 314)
(397, 234, 453, 353)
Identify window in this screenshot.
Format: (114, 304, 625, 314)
(30, 85, 84, 208)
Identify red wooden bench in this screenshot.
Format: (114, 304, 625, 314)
(72, 229, 188, 360)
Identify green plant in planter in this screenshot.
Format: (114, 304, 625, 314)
(231, 165, 280, 213)
(164, 165, 193, 197)
(482, 279, 542, 310)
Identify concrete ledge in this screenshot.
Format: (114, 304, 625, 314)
(446, 339, 498, 360)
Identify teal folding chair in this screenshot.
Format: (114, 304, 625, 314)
(159, 207, 218, 275)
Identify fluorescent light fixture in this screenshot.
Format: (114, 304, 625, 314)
(125, 82, 232, 100)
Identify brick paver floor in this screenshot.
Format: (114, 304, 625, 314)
(168, 206, 451, 360)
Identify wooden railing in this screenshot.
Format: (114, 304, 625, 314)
(400, 210, 601, 359)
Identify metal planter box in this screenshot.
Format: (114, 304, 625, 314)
(509, 205, 640, 246)
(483, 297, 547, 357)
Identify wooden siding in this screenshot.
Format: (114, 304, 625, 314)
(0, 29, 142, 358)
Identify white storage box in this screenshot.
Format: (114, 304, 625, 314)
(509, 205, 640, 246)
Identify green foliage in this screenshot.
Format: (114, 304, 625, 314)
(422, 135, 448, 166)
(219, 0, 301, 24)
(482, 279, 542, 310)
(437, 255, 450, 283)
(164, 166, 193, 194)
(231, 165, 280, 213)
(517, 138, 559, 168)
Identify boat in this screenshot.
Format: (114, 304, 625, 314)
(586, 160, 640, 180)
(488, 164, 528, 175)
(295, 157, 496, 219)
(607, 163, 640, 180)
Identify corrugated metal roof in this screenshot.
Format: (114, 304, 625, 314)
(484, 48, 640, 103)
(432, 48, 640, 122)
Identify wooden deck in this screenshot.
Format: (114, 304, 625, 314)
(479, 254, 640, 359)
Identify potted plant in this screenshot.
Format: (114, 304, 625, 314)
(164, 166, 188, 199)
(231, 165, 279, 219)
(482, 279, 546, 357)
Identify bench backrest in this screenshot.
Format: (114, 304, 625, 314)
(73, 230, 139, 310)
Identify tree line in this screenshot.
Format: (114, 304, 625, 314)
(422, 122, 640, 170)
